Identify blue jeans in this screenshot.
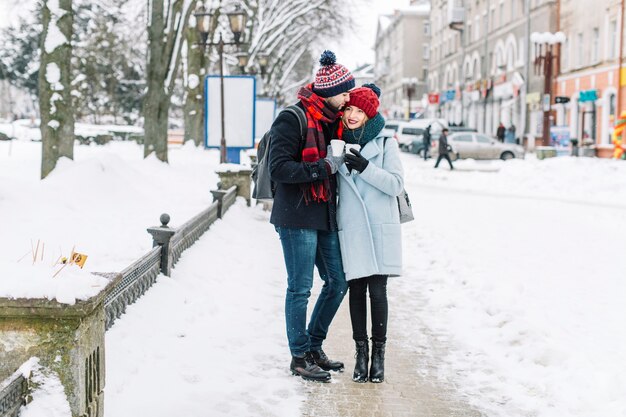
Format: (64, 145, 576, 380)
(275, 227, 348, 357)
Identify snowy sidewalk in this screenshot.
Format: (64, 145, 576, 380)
(300, 290, 482, 417)
(104, 200, 482, 417)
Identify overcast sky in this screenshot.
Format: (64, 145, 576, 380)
(328, 0, 410, 70)
(0, 0, 410, 70)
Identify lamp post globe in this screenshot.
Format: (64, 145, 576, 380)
(227, 4, 247, 44)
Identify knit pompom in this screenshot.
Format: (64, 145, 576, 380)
(363, 83, 381, 98)
(319, 50, 337, 66)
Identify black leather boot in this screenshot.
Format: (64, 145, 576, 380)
(290, 356, 331, 382)
(369, 341, 386, 383)
(307, 349, 344, 372)
(352, 340, 369, 383)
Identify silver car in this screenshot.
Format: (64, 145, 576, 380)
(447, 132, 525, 160)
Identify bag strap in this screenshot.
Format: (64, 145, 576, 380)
(283, 104, 307, 140)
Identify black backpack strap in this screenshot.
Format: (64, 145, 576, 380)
(283, 104, 307, 140)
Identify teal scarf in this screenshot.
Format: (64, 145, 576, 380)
(342, 113, 386, 146)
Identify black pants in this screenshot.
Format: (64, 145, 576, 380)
(435, 153, 454, 169)
(423, 147, 429, 160)
(348, 275, 388, 343)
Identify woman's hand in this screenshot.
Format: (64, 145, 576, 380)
(345, 148, 369, 173)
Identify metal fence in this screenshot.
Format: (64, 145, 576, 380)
(104, 247, 161, 330)
(104, 186, 237, 330)
(0, 185, 241, 416)
(0, 373, 27, 417)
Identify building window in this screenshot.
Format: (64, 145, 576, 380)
(592, 27, 599, 63)
(610, 20, 617, 59)
(577, 33, 584, 67)
(490, 8, 496, 31)
(423, 44, 430, 60)
(424, 21, 431, 35)
(499, 2, 504, 26)
(561, 38, 569, 71)
(475, 16, 480, 41)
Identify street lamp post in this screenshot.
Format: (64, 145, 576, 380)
(195, 3, 248, 164)
(402, 77, 418, 120)
(531, 31, 566, 147)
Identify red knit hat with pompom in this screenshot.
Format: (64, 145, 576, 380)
(346, 83, 381, 118)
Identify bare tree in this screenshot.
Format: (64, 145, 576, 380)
(144, 0, 195, 161)
(39, 0, 75, 179)
(182, 2, 221, 146)
(180, 0, 354, 144)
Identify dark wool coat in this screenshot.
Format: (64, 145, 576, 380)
(268, 102, 339, 231)
(438, 133, 450, 155)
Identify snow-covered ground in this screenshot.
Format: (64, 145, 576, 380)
(401, 155, 626, 416)
(0, 140, 219, 303)
(2, 139, 626, 416)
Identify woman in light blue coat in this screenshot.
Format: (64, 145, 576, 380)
(336, 84, 404, 384)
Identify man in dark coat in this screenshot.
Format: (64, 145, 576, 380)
(496, 122, 506, 142)
(268, 50, 353, 383)
(422, 125, 431, 160)
(434, 128, 454, 170)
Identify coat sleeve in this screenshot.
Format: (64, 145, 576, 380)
(268, 111, 330, 184)
(358, 138, 404, 197)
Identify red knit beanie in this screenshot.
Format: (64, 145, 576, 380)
(346, 84, 381, 118)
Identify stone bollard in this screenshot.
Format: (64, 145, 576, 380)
(536, 146, 557, 160)
(215, 166, 253, 206)
(0, 287, 109, 417)
(147, 213, 176, 277)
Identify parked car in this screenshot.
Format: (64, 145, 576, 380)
(447, 132, 525, 160)
(406, 119, 449, 156)
(386, 118, 448, 152)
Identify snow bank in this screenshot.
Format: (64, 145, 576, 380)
(0, 260, 109, 305)
(0, 140, 220, 276)
(19, 359, 72, 417)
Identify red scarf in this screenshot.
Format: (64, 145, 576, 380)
(297, 84, 342, 204)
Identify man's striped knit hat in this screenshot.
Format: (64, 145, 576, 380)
(312, 50, 355, 98)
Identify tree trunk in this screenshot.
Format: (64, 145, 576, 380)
(143, 0, 194, 161)
(143, 0, 168, 161)
(40, 0, 74, 179)
(183, 23, 206, 147)
(144, 87, 170, 159)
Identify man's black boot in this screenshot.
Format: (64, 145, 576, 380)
(352, 340, 369, 383)
(307, 349, 344, 372)
(369, 341, 386, 383)
(290, 356, 331, 382)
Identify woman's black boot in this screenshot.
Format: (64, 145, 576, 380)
(352, 340, 369, 382)
(369, 341, 386, 383)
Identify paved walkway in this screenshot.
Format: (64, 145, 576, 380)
(297, 282, 484, 417)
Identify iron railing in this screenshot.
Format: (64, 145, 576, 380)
(170, 201, 219, 267)
(104, 247, 161, 330)
(1, 184, 241, 416)
(0, 373, 27, 417)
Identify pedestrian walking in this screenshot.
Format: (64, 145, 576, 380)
(506, 124, 516, 143)
(336, 84, 405, 383)
(422, 125, 431, 160)
(496, 122, 506, 142)
(434, 128, 454, 170)
(269, 50, 354, 383)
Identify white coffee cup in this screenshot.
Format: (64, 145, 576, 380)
(330, 139, 345, 156)
(345, 144, 361, 154)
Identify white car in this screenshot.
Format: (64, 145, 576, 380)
(385, 119, 448, 151)
(448, 132, 525, 160)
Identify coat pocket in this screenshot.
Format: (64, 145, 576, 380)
(339, 227, 378, 278)
(380, 223, 402, 268)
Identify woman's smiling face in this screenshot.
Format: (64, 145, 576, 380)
(343, 106, 368, 129)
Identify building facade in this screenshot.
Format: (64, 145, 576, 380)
(555, 0, 625, 150)
(374, 1, 431, 119)
(427, 0, 557, 145)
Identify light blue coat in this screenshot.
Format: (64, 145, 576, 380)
(337, 135, 405, 281)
